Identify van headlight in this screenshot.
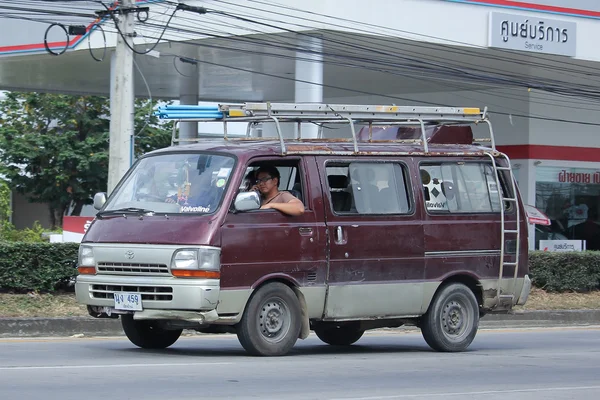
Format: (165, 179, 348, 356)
(78, 246, 96, 267)
(171, 247, 221, 278)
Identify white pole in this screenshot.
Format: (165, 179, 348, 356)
(108, 0, 135, 194)
(295, 35, 323, 139)
(178, 51, 199, 144)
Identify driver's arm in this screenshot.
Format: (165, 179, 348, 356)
(261, 199, 305, 216)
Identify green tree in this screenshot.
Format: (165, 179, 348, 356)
(0, 179, 11, 237)
(0, 93, 172, 229)
(134, 99, 173, 159)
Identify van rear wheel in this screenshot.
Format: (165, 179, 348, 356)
(121, 315, 182, 349)
(236, 282, 302, 356)
(421, 283, 479, 352)
(314, 324, 364, 346)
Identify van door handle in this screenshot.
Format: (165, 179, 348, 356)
(336, 226, 343, 243)
(299, 227, 313, 236)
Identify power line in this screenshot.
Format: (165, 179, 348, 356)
(12, 0, 597, 126)
(158, 51, 600, 127)
(130, 8, 600, 114)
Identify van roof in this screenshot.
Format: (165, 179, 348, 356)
(149, 139, 499, 158)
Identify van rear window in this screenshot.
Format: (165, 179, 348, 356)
(420, 162, 506, 213)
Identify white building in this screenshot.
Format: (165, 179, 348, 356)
(0, 0, 599, 249)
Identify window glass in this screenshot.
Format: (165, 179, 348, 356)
(105, 153, 235, 214)
(326, 162, 410, 214)
(420, 162, 502, 213)
(535, 167, 600, 250)
(243, 164, 304, 203)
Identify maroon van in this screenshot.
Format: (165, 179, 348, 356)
(75, 103, 530, 356)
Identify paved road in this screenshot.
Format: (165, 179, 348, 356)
(0, 328, 599, 400)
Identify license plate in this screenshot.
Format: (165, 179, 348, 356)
(113, 292, 143, 311)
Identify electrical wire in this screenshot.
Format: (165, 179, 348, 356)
(43, 23, 69, 56)
(10, 0, 600, 125)
(140, 6, 600, 102)
(100, 1, 180, 55)
(87, 21, 106, 62)
(132, 57, 152, 139)
(158, 50, 600, 127)
(136, 15, 600, 112)
(250, 0, 600, 77)
(203, 0, 600, 106)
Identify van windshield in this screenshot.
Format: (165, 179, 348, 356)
(103, 153, 235, 214)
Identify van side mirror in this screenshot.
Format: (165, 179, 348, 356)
(93, 192, 107, 210)
(234, 191, 261, 212)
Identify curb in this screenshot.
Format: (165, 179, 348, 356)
(1, 310, 599, 338)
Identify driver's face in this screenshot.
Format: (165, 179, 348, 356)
(255, 171, 276, 194)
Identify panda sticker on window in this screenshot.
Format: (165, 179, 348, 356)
(421, 168, 455, 212)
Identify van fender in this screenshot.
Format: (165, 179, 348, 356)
(251, 273, 301, 289)
(292, 286, 310, 340)
(423, 272, 483, 314)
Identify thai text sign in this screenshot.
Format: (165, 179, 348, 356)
(488, 12, 577, 57)
(558, 170, 600, 184)
(540, 240, 585, 252)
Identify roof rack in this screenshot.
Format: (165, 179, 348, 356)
(156, 102, 496, 155)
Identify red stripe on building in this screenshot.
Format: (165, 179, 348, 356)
(497, 145, 600, 162)
(0, 0, 121, 54)
(0, 40, 72, 53)
(63, 216, 95, 235)
(460, 0, 600, 18)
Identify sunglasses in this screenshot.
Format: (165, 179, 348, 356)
(255, 176, 273, 183)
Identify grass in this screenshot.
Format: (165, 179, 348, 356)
(515, 288, 600, 311)
(1, 289, 599, 318)
(0, 293, 88, 318)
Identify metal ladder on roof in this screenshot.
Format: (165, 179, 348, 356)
(157, 102, 491, 154)
(485, 150, 521, 309)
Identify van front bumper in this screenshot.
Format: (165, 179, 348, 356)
(75, 274, 220, 312)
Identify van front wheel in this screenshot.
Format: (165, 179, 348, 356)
(237, 283, 302, 356)
(421, 283, 479, 352)
(121, 315, 182, 349)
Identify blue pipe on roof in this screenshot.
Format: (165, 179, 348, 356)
(156, 112, 224, 120)
(157, 105, 220, 111)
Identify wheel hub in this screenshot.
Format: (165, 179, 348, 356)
(265, 307, 283, 333)
(442, 300, 466, 335)
(258, 299, 290, 342)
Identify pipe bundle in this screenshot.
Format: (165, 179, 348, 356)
(155, 105, 224, 120)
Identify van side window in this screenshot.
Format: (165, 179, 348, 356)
(420, 163, 503, 213)
(326, 162, 410, 214)
(245, 163, 304, 203)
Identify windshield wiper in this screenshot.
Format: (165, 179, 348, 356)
(96, 207, 155, 219)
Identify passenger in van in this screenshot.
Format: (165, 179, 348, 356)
(165, 158, 223, 212)
(243, 169, 257, 191)
(251, 165, 305, 216)
(166, 171, 220, 211)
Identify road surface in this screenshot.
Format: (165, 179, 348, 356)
(0, 327, 599, 399)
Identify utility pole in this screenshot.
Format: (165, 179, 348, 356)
(108, 0, 135, 194)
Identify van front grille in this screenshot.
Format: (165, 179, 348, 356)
(91, 285, 173, 301)
(97, 262, 169, 276)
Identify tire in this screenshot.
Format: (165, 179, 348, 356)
(236, 282, 302, 356)
(121, 315, 182, 349)
(314, 324, 364, 346)
(421, 283, 479, 352)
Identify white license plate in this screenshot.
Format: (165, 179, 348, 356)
(113, 292, 143, 311)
